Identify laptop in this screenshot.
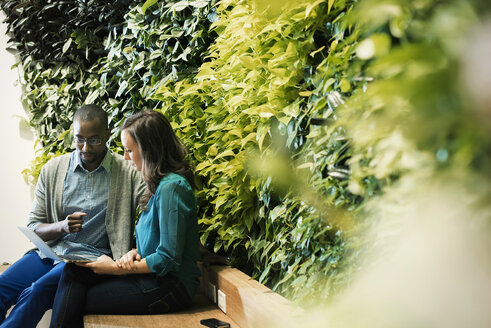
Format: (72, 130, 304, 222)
(18, 226, 98, 263)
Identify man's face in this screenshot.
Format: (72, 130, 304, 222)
(73, 118, 109, 169)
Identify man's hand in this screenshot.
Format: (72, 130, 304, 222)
(116, 249, 141, 271)
(60, 212, 86, 233)
(34, 211, 87, 241)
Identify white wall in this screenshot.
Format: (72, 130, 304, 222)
(0, 13, 52, 328)
(0, 13, 37, 264)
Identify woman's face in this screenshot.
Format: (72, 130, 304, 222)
(121, 129, 142, 171)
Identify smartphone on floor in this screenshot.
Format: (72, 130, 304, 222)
(200, 318, 231, 328)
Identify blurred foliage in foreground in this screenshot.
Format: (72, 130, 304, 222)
(2, 0, 491, 306)
(330, 0, 491, 298)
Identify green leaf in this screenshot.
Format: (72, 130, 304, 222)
(142, 0, 158, 14)
(215, 150, 235, 160)
(328, 0, 335, 14)
(62, 38, 72, 54)
(339, 78, 350, 92)
(190, 0, 209, 9)
(258, 264, 271, 284)
(169, 1, 190, 12)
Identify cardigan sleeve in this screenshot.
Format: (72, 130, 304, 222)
(26, 154, 70, 231)
(27, 163, 49, 230)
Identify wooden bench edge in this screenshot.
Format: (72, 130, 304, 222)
(201, 264, 303, 328)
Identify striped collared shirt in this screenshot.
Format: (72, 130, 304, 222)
(49, 150, 112, 258)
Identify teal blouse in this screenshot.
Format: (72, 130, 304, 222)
(135, 173, 201, 298)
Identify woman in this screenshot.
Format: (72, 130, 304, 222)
(49, 110, 201, 328)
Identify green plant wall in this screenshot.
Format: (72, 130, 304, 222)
(153, 0, 364, 302)
(2, 0, 218, 183)
(3, 0, 491, 306)
(1, 0, 139, 183)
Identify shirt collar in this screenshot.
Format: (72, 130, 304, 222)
(72, 149, 112, 173)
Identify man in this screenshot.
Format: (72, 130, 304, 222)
(0, 104, 145, 328)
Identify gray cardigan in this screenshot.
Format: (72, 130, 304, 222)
(27, 152, 146, 259)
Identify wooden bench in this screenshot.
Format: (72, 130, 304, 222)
(84, 292, 238, 328)
(83, 260, 239, 328)
(85, 263, 302, 328)
(204, 265, 302, 328)
(1, 263, 303, 328)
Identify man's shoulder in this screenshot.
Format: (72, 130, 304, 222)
(110, 152, 137, 174)
(43, 153, 72, 169)
(111, 152, 127, 167)
(109, 152, 144, 193)
(111, 151, 124, 163)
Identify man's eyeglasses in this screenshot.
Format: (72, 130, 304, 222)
(74, 136, 103, 145)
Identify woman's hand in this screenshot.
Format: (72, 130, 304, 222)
(77, 255, 123, 275)
(116, 249, 141, 272)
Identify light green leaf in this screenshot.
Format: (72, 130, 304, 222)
(328, 0, 335, 13)
(62, 38, 72, 54)
(339, 78, 351, 92)
(305, 0, 325, 18)
(170, 1, 190, 12)
(189, 0, 209, 8)
(142, 0, 158, 14)
(215, 150, 235, 160)
(195, 161, 211, 171)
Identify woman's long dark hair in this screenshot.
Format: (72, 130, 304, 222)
(122, 110, 194, 209)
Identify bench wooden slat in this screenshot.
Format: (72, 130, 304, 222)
(84, 293, 240, 328)
(207, 266, 302, 328)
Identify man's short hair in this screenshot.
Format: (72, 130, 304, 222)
(74, 104, 108, 130)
